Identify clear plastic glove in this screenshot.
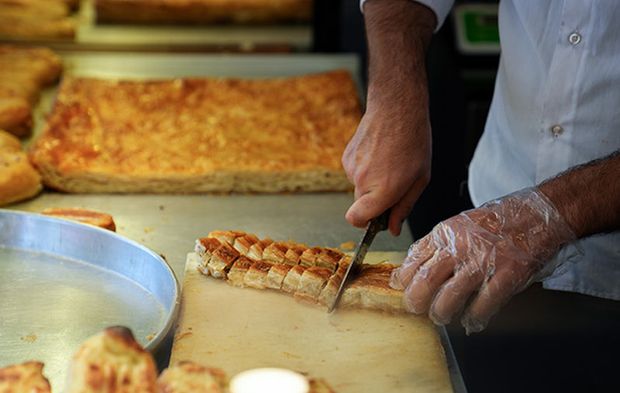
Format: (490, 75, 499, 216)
(391, 188, 577, 333)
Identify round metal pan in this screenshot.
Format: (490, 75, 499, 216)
(0, 209, 179, 391)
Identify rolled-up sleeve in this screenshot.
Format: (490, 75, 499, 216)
(360, 0, 455, 31)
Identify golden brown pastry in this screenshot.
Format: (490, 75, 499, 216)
(41, 207, 117, 231)
(195, 230, 406, 313)
(156, 361, 227, 393)
(0, 361, 51, 393)
(0, 129, 41, 206)
(30, 71, 360, 193)
(66, 326, 158, 393)
(95, 0, 312, 24)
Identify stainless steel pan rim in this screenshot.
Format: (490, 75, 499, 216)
(0, 208, 180, 352)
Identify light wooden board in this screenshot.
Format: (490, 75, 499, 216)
(171, 252, 453, 393)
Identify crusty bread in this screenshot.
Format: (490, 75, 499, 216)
(195, 230, 405, 313)
(0, 361, 51, 393)
(0, 0, 76, 40)
(65, 326, 158, 393)
(156, 361, 227, 393)
(41, 207, 117, 231)
(30, 71, 360, 194)
(0, 129, 41, 206)
(0, 46, 63, 137)
(95, 0, 312, 24)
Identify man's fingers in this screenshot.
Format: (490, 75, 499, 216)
(390, 236, 434, 289)
(387, 178, 428, 236)
(345, 190, 397, 228)
(429, 263, 485, 325)
(403, 250, 457, 314)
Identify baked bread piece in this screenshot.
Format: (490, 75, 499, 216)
(95, 0, 312, 25)
(30, 71, 360, 193)
(195, 231, 406, 313)
(0, 46, 63, 137)
(156, 361, 227, 393)
(0, 361, 51, 393)
(66, 326, 158, 393)
(0, 129, 41, 206)
(0, 0, 76, 40)
(41, 207, 117, 231)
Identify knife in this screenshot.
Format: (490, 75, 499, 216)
(328, 210, 391, 313)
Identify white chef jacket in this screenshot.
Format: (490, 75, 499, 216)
(360, 0, 620, 300)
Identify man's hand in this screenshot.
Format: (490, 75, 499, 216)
(391, 189, 576, 333)
(343, 0, 436, 236)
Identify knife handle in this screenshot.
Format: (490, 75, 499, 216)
(372, 209, 391, 233)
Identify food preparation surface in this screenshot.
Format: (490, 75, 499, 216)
(172, 252, 454, 393)
(0, 210, 179, 392)
(10, 52, 465, 391)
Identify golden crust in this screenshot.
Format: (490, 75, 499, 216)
(30, 71, 360, 193)
(227, 256, 254, 287)
(281, 265, 306, 294)
(0, 46, 63, 137)
(294, 266, 332, 302)
(243, 260, 273, 289)
(95, 0, 312, 24)
(265, 263, 292, 290)
(0, 129, 41, 206)
(207, 242, 240, 278)
(41, 207, 116, 231)
(66, 326, 158, 393)
(0, 1, 75, 40)
(0, 361, 51, 393)
(156, 361, 227, 393)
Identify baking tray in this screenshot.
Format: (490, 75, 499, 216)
(0, 0, 312, 52)
(0, 209, 179, 392)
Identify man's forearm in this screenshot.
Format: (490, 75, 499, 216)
(538, 150, 620, 238)
(364, 0, 436, 113)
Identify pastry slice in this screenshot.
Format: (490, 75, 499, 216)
(262, 242, 289, 264)
(318, 257, 350, 307)
(0, 97, 32, 137)
(282, 265, 306, 293)
(207, 242, 240, 278)
(315, 248, 343, 272)
(66, 326, 157, 393)
(247, 238, 273, 261)
(265, 263, 293, 290)
(195, 237, 222, 275)
(295, 267, 333, 302)
(208, 230, 246, 246)
(233, 233, 259, 256)
(227, 256, 254, 288)
(299, 247, 321, 267)
(243, 260, 273, 289)
(41, 207, 116, 231)
(284, 243, 305, 265)
(342, 263, 404, 313)
(0, 361, 51, 393)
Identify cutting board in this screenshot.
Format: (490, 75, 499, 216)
(171, 252, 453, 393)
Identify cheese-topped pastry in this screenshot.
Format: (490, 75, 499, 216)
(30, 71, 360, 193)
(0, 361, 51, 393)
(156, 361, 227, 393)
(66, 326, 157, 393)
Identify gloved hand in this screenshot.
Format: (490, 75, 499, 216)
(390, 188, 577, 333)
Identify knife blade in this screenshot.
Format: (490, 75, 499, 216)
(327, 210, 391, 313)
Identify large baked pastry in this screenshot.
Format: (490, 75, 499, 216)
(0, 129, 42, 206)
(0, 0, 76, 40)
(0, 45, 63, 137)
(95, 0, 312, 24)
(195, 230, 405, 313)
(0, 361, 51, 393)
(65, 326, 158, 393)
(30, 70, 360, 193)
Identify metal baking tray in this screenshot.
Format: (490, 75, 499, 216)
(0, 210, 179, 392)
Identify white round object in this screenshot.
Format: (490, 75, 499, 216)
(229, 368, 310, 393)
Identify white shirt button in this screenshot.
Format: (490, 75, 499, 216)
(551, 124, 564, 137)
(568, 32, 582, 45)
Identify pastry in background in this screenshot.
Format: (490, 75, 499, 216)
(0, 129, 41, 206)
(0, 361, 51, 393)
(0, 0, 76, 40)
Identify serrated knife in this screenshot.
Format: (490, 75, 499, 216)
(328, 210, 391, 313)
